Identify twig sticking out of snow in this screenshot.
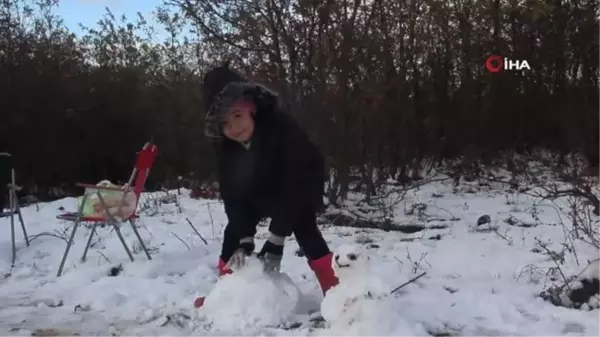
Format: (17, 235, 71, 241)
(98, 252, 111, 265)
(390, 272, 427, 294)
(204, 203, 217, 242)
(170, 232, 191, 251)
(186, 218, 208, 245)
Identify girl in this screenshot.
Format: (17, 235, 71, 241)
(195, 64, 338, 307)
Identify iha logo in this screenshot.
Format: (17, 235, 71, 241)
(485, 55, 531, 73)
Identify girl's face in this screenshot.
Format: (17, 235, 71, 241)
(221, 99, 255, 143)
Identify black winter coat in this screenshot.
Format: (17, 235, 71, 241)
(216, 84, 325, 238)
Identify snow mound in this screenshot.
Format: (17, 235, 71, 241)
(560, 260, 600, 310)
(193, 256, 300, 331)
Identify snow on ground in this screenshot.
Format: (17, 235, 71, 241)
(0, 174, 598, 336)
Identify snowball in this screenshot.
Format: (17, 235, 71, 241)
(193, 256, 300, 331)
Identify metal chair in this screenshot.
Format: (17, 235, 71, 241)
(55, 143, 158, 276)
(0, 152, 30, 268)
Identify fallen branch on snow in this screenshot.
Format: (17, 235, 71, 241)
(390, 272, 427, 294)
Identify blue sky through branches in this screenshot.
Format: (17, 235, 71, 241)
(56, 0, 163, 35)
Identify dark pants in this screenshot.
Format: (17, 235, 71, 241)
(220, 206, 330, 263)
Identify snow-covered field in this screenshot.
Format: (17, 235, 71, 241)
(0, 172, 598, 336)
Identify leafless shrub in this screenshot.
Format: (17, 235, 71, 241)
(405, 248, 431, 274)
(529, 154, 599, 254)
(138, 189, 183, 216)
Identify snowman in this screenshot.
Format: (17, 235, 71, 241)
(320, 244, 427, 336)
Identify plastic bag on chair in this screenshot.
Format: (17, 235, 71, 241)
(77, 180, 137, 220)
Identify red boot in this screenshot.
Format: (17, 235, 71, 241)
(194, 258, 232, 308)
(308, 252, 339, 295)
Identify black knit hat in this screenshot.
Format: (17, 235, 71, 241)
(202, 63, 246, 112)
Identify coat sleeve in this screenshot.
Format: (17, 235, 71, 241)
(267, 125, 315, 238)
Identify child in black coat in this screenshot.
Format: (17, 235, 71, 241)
(194, 65, 338, 307)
